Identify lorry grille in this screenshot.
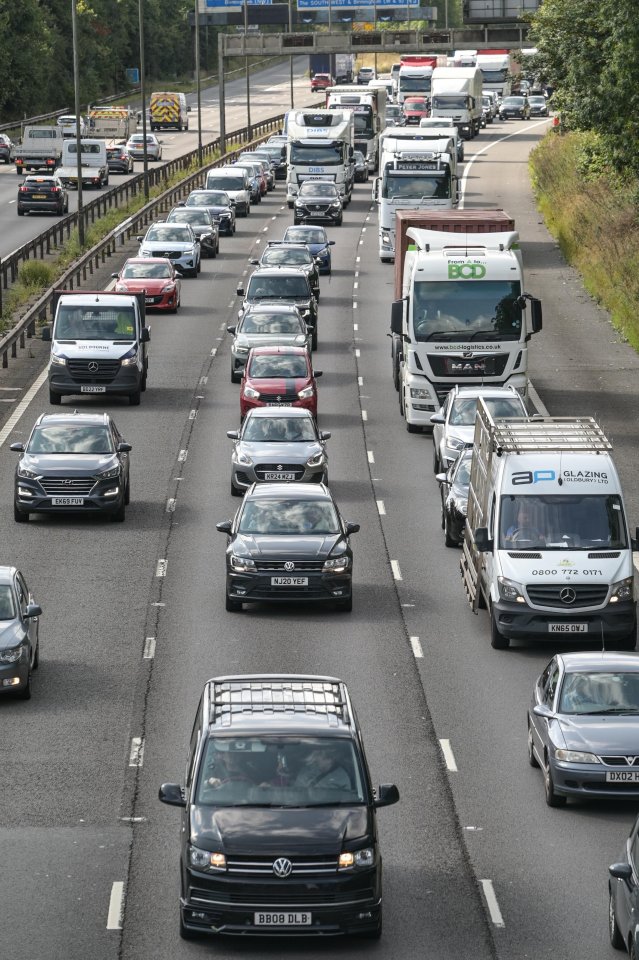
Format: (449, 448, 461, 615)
(526, 583, 609, 608)
(429, 354, 509, 378)
(67, 358, 121, 382)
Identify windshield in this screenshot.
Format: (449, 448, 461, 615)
(432, 95, 469, 110)
(529, 97, 546, 106)
(146, 225, 190, 242)
(248, 355, 308, 379)
(55, 304, 136, 340)
(559, 672, 639, 715)
(262, 249, 311, 266)
(28, 424, 114, 454)
(290, 143, 342, 166)
(299, 182, 338, 198)
(0, 585, 15, 621)
(240, 313, 304, 335)
(454, 457, 472, 488)
(196, 736, 365, 807)
(243, 415, 316, 442)
(503, 97, 525, 106)
(387, 105, 402, 118)
(238, 498, 339, 535)
(285, 227, 327, 245)
(404, 99, 428, 111)
(480, 69, 508, 83)
(399, 75, 432, 93)
(412, 280, 522, 341)
(247, 276, 309, 299)
(168, 210, 210, 226)
(188, 191, 229, 206)
(383, 171, 451, 200)
(498, 495, 628, 550)
(122, 262, 172, 279)
(207, 177, 243, 191)
(449, 396, 523, 426)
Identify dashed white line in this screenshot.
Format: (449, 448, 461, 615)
(353, 302, 358, 309)
(359, 239, 364, 245)
(354, 323, 359, 332)
(199, 376, 208, 385)
(156, 559, 168, 578)
(480, 879, 505, 928)
(178, 449, 188, 462)
(106, 881, 124, 930)
(129, 737, 145, 767)
(410, 636, 423, 658)
(355, 349, 360, 357)
(357, 375, 363, 386)
(353, 281, 359, 289)
(189, 409, 197, 420)
(440, 739, 458, 771)
(356, 256, 360, 262)
(367, 450, 375, 463)
(210, 348, 217, 357)
(227, 301, 234, 309)
(262, 226, 268, 232)
(271, 215, 276, 220)
(376, 499, 386, 515)
(354, 270, 359, 278)
(390, 560, 402, 581)
(143, 637, 156, 659)
(361, 410, 368, 422)
(166, 498, 176, 513)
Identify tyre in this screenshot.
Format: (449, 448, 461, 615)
(124, 478, 130, 506)
(225, 592, 243, 612)
(312, 329, 318, 351)
(293, 217, 300, 225)
(33, 639, 39, 670)
(14, 503, 28, 523)
(15, 672, 32, 701)
(381, 257, 392, 264)
(361, 916, 382, 939)
(336, 216, 343, 226)
(490, 609, 510, 649)
(336, 593, 353, 612)
(49, 389, 61, 405)
(110, 498, 126, 522)
(444, 518, 457, 548)
(609, 889, 625, 950)
(231, 480, 243, 497)
(433, 446, 441, 475)
(129, 389, 141, 406)
(287, 201, 294, 209)
(189, 267, 198, 278)
(544, 756, 566, 807)
(527, 722, 540, 768)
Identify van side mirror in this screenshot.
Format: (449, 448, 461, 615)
(390, 299, 404, 336)
(140, 327, 150, 343)
(375, 783, 400, 807)
(41, 326, 51, 342)
(530, 297, 543, 334)
(474, 527, 493, 553)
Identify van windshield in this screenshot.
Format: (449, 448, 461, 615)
(499, 495, 628, 550)
(55, 305, 136, 341)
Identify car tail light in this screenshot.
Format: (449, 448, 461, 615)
(46, 158, 55, 166)
(19, 186, 28, 193)
(51, 186, 60, 193)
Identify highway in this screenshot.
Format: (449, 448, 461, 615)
(1, 91, 638, 960)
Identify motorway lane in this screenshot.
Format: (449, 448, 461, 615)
(0, 57, 316, 260)
(355, 116, 639, 960)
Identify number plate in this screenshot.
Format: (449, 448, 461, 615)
(254, 912, 312, 927)
(264, 472, 296, 481)
(548, 623, 588, 633)
(145, 297, 154, 304)
(265, 401, 291, 407)
(80, 385, 106, 393)
(32, 194, 47, 199)
(51, 497, 84, 506)
(271, 577, 308, 586)
(606, 771, 639, 783)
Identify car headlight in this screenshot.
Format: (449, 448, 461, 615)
(50, 353, 67, 366)
(140, 249, 153, 257)
(554, 750, 601, 764)
(120, 346, 138, 366)
(115, 283, 129, 293)
(452, 498, 467, 514)
(161, 284, 175, 294)
(410, 387, 431, 400)
(98, 466, 121, 480)
(294, 200, 303, 207)
(497, 576, 526, 603)
(306, 451, 325, 468)
(189, 846, 227, 872)
(338, 847, 374, 869)
(234, 345, 249, 355)
(324, 555, 350, 572)
(243, 386, 260, 400)
(230, 555, 256, 572)
(446, 436, 466, 452)
(330, 201, 341, 208)
(0, 646, 23, 664)
(17, 465, 40, 479)
(298, 385, 315, 399)
(235, 450, 253, 466)
(610, 577, 634, 603)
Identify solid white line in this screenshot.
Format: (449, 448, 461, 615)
(410, 636, 423, 658)
(460, 118, 550, 206)
(0, 368, 48, 449)
(376, 499, 386, 515)
(155, 559, 168, 578)
(106, 881, 124, 930)
(361, 410, 368, 421)
(440, 739, 458, 772)
(367, 450, 374, 463)
(128, 737, 144, 767)
(528, 380, 549, 417)
(390, 560, 402, 581)
(143, 637, 156, 660)
(480, 879, 505, 928)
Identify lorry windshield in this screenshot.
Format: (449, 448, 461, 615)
(480, 69, 508, 83)
(412, 280, 522, 340)
(196, 736, 366, 807)
(290, 143, 343, 166)
(55, 305, 136, 341)
(499, 495, 628, 551)
(432, 95, 469, 110)
(400, 76, 432, 93)
(383, 172, 451, 200)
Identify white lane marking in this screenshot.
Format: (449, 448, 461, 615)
(156, 559, 168, 578)
(528, 381, 549, 417)
(0, 399, 17, 403)
(178, 449, 188, 462)
(357, 375, 363, 385)
(0, 387, 21, 391)
(143, 637, 156, 660)
(376, 499, 386, 515)
(390, 560, 402, 581)
(480, 879, 505, 928)
(8, 199, 16, 205)
(189, 409, 197, 420)
(440, 739, 458, 771)
(459, 118, 550, 206)
(129, 737, 145, 767)
(210, 348, 217, 357)
(199, 376, 208, 385)
(0, 368, 48, 449)
(359, 239, 364, 245)
(354, 323, 359, 332)
(353, 302, 358, 309)
(227, 301, 234, 308)
(106, 882, 125, 930)
(367, 450, 374, 463)
(262, 226, 268, 232)
(410, 636, 423, 658)
(356, 256, 360, 262)
(166, 498, 176, 513)
(353, 281, 359, 289)
(354, 270, 359, 278)
(355, 349, 360, 357)
(361, 410, 368, 421)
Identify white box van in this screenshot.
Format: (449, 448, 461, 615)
(205, 168, 251, 216)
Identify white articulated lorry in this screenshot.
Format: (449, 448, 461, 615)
(460, 403, 638, 650)
(286, 109, 354, 207)
(374, 137, 458, 261)
(430, 66, 483, 138)
(326, 86, 386, 170)
(389, 209, 543, 428)
(397, 58, 436, 106)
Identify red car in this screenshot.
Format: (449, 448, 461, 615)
(112, 257, 181, 312)
(403, 96, 429, 124)
(311, 73, 333, 92)
(240, 346, 322, 419)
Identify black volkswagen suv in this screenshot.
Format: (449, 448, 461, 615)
(237, 268, 319, 349)
(159, 674, 399, 940)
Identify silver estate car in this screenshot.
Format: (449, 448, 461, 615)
(0, 567, 41, 701)
(228, 407, 330, 496)
(227, 303, 313, 383)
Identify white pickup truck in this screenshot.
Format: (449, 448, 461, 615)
(55, 138, 109, 189)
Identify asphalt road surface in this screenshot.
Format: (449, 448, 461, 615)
(1, 109, 638, 960)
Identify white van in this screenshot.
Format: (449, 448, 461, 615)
(205, 168, 251, 216)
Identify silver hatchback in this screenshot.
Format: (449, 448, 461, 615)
(227, 304, 313, 383)
(228, 407, 330, 496)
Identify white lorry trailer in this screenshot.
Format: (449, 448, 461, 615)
(430, 66, 483, 138)
(55, 138, 109, 189)
(476, 52, 511, 98)
(374, 137, 458, 261)
(326, 86, 386, 170)
(460, 403, 638, 650)
(286, 110, 354, 207)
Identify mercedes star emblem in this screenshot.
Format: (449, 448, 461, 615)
(284, 561, 295, 572)
(559, 587, 577, 605)
(272, 857, 293, 879)
(88, 361, 99, 373)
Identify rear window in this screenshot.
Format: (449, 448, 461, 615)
(207, 176, 244, 191)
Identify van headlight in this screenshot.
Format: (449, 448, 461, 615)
(121, 347, 138, 366)
(338, 847, 374, 869)
(498, 576, 526, 603)
(50, 353, 67, 366)
(610, 577, 634, 603)
(189, 846, 227, 872)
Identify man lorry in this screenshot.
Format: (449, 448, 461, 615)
(42, 290, 150, 406)
(374, 137, 458, 261)
(286, 110, 354, 208)
(430, 66, 483, 138)
(476, 51, 511, 98)
(55, 138, 109, 189)
(397, 57, 437, 106)
(13, 126, 64, 176)
(88, 106, 137, 140)
(150, 91, 189, 131)
(326, 85, 386, 170)
(389, 209, 543, 427)
(460, 402, 637, 650)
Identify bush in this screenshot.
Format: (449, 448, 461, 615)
(18, 260, 55, 289)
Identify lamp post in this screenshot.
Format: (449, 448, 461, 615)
(288, 0, 294, 109)
(245, 0, 252, 140)
(139, 0, 149, 200)
(71, 0, 84, 246)
(194, 0, 202, 165)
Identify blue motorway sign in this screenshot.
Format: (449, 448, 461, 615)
(298, 0, 420, 7)
(202, 0, 271, 6)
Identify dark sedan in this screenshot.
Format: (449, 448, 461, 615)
(0, 567, 41, 700)
(251, 242, 320, 301)
(609, 813, 639, 954)
(17, 175, 68, 216)
(283, 225, 335, 275)
(437, 447, 471, 547)
(184, 189, 236, 236)
(11, 412, 131, 523)
(106, 145, 134, 174)
(166, 206, 219, 258)
(0, 133, 14, 163)
(216, 483, 359, 612)
(499, 96, 531, 120)
(528, 652, 639, 807)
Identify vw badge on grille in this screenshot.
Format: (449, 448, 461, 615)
(273, 857, 293, 879)
(88, 361, 99, 373)
(284, 561, 295, 572)
(559, 587, 576, 605)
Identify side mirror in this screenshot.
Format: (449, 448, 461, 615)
(177, 200, 186, 207)
(329, 241, 335, 246)
(320, 431, 331, 441)
(530, 297, 543, 334)
(313, 370, 323, 378)
(390, 299, 404, 336)
(236, 285, 244, 297)
(136, 235, 144, 242)
(111, 273, 118, 279)
(216, 520, 232, 534)
(158, 783, 186, 808)
(373, 177, 380, 201)
(41, 326, 51, 342)
(430, 413, 445, 424)
(345, 521, 360, 535)
(249, 258, 259, 265)
(375, 783, 400, 808)
(474, 527, 493, 553)
(25, 603, 42, 619)
(10, 442, 25, 452)
(609, 863, 633, 882)
(532, 703, 554, 719)
(227, 430, 239, 440)
(140, 327, 150, 343)
(117, 442, 132, 452)
(435, 472, 447, 484)
(226, 325, 236, 335)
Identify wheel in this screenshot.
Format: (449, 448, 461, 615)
(336, 216, 343, 226)
(527, 722, 540, 768)
(293, 217, 300, 225)
(225, 592, 243, 612)
(336, 593, 352, 612)
(433, 446, 441, 475)
(17, 207, 25, 216)
(231, 480, 243, 497)
(490, 608, 510, 649)
(15, 672, 32, 700)
(124, 478, 130, 505)
(14, 503, 28, 523)
(110, 498, 126, 522)
(287, 201, 294, 209)
(49, 390, 61, 405)
(609, 889, 625, 950)
(189, 267, 198, 278)
(128, 389, 141, 406)
(231, 368, 241, 384)
(33, 639, 39, 670)
(197, 258, 201, 274)
(444, 517, 456, 548)
(312, 329, 318, 351)
(544, 756, 566, 807)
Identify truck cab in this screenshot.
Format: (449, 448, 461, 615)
(286, 110, 355, 208)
